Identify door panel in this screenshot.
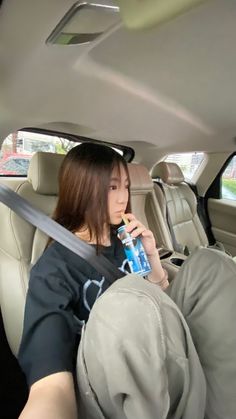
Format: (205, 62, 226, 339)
(208, 198, 236, 256)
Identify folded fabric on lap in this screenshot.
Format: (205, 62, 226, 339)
(167, 247, 236, 419)
(76, 273, 206, 419)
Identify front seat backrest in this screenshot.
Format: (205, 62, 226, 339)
(151, 161, 208, 253)
(128, 163, 173, 250)
(0, 152, 64, 355)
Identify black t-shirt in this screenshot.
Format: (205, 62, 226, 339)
(18, 234, 130, 386)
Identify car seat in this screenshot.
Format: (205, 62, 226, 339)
(151, 161, 208, 253)
(0, 151, 64, 355)
(128, 163, 173, 250)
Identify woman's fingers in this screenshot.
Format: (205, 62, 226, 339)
(130, 226, 146, 238)
(122, 213, 157, 256)
(123, 213, 135, 220)
(124, 213, 153, 238)
(124, 214, 142, 232)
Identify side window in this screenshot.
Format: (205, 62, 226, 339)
(0, 130, 131, 177)
(0, 130, 76, 176)
(221, 155, 236, 200)
(164, 152, 205, 181)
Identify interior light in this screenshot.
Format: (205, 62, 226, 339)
(46, 2, 120, 45)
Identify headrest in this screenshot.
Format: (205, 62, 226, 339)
(28, 152, 65, 195)
(151, 161, 184, 185)
(128, 163, 153, 191)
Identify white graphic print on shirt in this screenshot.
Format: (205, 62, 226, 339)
(82, 258, 130, 312)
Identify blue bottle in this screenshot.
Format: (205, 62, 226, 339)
(117, 225, 152, 276)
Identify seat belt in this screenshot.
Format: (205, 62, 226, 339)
(186, 182, 215, 245)
(0, 184, 123, 283)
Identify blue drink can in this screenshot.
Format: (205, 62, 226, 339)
(117, 225, 152, 277)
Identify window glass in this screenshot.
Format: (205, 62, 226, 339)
(221, 155, 236, 200)
(0, 131, 76, 176)
(164, 152, 205, 181)
(0, 130, 128, 176)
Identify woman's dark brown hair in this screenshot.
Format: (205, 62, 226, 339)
(53, 142, 131, 247)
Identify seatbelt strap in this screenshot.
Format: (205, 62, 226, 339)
(0, 184, 123, 283)
(186, 182, 207, 230)
(186, 181, 215, 245)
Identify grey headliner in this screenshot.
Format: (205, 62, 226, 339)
(0, 0, 236, 167)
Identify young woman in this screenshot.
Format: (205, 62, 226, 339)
(18, 142, 168, 419)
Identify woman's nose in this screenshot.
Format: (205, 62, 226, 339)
(117, 188, 128, 203)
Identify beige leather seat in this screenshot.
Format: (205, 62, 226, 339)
(128, 163, 173, 251)
(151, 161, 208, 253)
(0, 152, 64, 355)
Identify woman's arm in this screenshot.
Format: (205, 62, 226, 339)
(18, 247, 81, 417)
(19, 372, 77, 419)
(146, 249, 169, 290)
(124, 213, 169, 290)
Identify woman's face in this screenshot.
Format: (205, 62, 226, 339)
(108, 164, 129, 225)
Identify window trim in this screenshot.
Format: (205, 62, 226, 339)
(220, 153, 236, 200)
(206, 151, 236, 200)
(22, 127, 135, 162)
(0, 128, 135, 177)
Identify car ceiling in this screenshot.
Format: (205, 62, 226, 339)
(0, 0, 236, 167)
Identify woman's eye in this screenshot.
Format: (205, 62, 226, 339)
(109, 185, 117, 190)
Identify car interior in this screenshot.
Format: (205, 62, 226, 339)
(151, 161, 209, 253)
(1, 0, 236, 417)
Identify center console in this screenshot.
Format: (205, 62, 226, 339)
(158, 247, 187, 282)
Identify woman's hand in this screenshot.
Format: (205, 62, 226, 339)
(124, 213, 156, 257)
(123, 213, 169, 290)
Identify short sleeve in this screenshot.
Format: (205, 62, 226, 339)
(18, 248, 80, 386)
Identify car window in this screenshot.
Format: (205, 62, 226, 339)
(221, 155, 236, 200)
(0, 130, 130, 177)
(1, 158, 30, 175)
(164, 152, 205, 181)
(0, 130, 76, 176)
